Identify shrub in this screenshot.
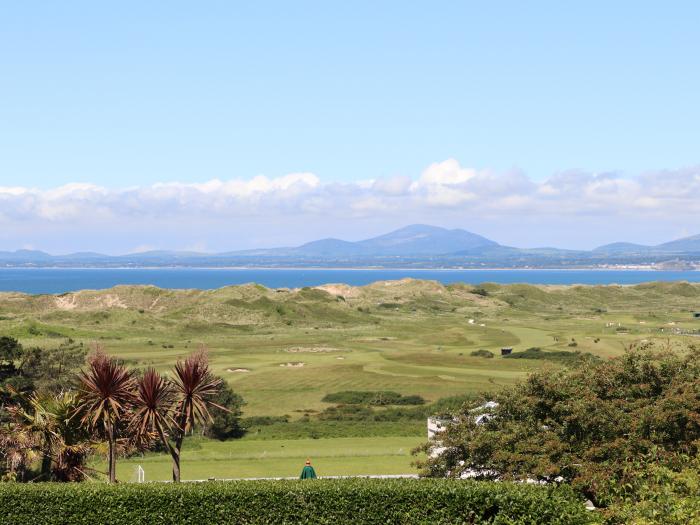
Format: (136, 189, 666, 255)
(417, 343, 700, 514)
(242, 420, 423, 440)
(241, 415, 289, 427)
(203, 381, 245, 440)
(470, 349, 495, 358)
(0, 479, 593, 525)
(321, 390, 425, 406)
(502, 347, 594, 363)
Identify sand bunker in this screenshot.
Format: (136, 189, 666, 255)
(226, 368, 250, 373)
(280, 362, 305, 368)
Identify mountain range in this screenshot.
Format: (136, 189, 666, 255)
(2, 224, 700, 268)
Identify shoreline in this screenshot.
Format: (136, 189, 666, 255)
(0, 266, 697, 272)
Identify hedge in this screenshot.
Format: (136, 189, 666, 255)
(0, 479, 594, 525)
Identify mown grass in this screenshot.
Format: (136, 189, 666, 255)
(94, 436, 424, 481)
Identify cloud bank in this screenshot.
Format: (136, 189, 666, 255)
(1, 160, 699, 253)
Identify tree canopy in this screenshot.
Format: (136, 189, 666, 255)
(416, 342, 700, 518)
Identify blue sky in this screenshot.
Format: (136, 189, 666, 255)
(1, 2, 699, 253)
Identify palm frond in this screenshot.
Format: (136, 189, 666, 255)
(131, 368, 176, 440)
(76, 351, 136, 430)
(171, 350, 222, 432)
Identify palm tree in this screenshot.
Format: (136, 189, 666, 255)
(76, 352, 135, 483)
(169, 351, 222, 482)
(2, 389, 90, 482)
(131, 355, 225, 482)
(49, 390, 91, 481)
(14, 391, 57, 479)
(0, 422, 39, 481)
(131, 368, 175, 452)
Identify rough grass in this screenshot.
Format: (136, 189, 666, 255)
(2, 279, 699, 417)
(4, 279, 700, 478)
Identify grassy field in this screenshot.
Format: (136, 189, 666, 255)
(95, 436, 424, 481)
(3, 278, 699, 478)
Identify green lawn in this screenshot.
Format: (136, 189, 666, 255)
(95, 436, 424, 482)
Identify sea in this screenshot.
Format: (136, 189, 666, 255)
(0, 267, 699, 295)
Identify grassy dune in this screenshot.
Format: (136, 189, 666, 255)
(2, 279, 699, 416)
(3, 279, 699, 478)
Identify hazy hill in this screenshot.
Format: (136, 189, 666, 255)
(655, 234, 700, 253)
(592, 242, 652, 254)
(2, 224, 700, 267)
(291, 225, 499, 256)
(594, 233, 700, 254)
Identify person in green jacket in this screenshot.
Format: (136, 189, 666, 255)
(299, 458, 317, 479)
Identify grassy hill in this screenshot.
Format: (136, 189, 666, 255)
(4, 278, 699, 479)
(2, 279, 699, 417)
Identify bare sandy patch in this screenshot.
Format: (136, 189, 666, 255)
(279, 362, 305, 368)
(314, 284, 360, 298)
(226, 368, 250, 373)
(102, 294, 127, 308)
(284, 346, 343, 353)
(54, 295, 78, 310)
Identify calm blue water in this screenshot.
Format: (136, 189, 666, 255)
(0, 268, 699, 294)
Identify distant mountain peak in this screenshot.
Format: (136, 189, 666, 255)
(593, 242, 651, 253)
(2, 225, 700, 267)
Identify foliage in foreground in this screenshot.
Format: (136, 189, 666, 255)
(1, 343, 234, 483)
(0, 478, 593, 525)
(600, 457, 700, 524)
(416, 343, 700, 524)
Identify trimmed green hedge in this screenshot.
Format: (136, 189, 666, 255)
(0, 479, 593, 524)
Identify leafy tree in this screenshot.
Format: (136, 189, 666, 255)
(415, 342, 700, 511)
(20, 340, 86, 392)
(203, 379, 244, 440)
(0, 337, 23, 385)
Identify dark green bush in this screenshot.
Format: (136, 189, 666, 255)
(242, 420, 424, 439)
(241, 415, 289, 427)
(321, 390, 425, 406)
(417, 343, 700, 515)
(0, 479, 592, 525)
(470, 349, 495, 358)
(317, 394, 477, 423)
(502, 347, 594, 363)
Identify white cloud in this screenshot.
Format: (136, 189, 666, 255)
(1, 160, 699, 251)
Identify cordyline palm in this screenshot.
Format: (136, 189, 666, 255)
(132, 351, 222, 482)
(170, 351, 223, 481)
(76, 352, 136, 483)
(131, 368, 175, 450)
